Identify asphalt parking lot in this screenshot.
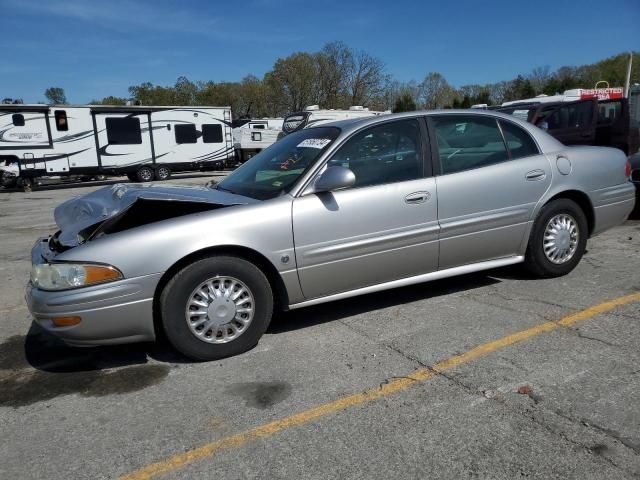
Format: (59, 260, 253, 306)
(1, 175, 639, 480)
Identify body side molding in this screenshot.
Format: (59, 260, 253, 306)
(288, 255, 524, 310)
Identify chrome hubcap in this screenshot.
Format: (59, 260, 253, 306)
(185, 276, 254, 344)
(543, 214, 579, 264)
(140, 169, 152, 181)
(158, 167, 169, 178)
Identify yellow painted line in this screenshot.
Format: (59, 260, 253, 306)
(121, 291, 640, 480)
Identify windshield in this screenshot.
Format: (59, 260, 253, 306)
(215, 126, 339, 200)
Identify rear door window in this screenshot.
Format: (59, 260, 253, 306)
(431, 115, 508, 174)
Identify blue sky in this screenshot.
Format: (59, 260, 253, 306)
(1, 0, 639, 103)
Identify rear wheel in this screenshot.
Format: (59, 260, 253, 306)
(160, 255, 273, 360)
(155, 165, 171, 181)
(524, 198, 588, 278)
(136, 166, 154, 182)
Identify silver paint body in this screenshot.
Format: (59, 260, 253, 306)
(26, 110, 636, 346)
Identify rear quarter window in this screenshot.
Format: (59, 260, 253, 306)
(499, 121, 539, 159)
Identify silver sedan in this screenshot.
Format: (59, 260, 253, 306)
(26, 111, 636, 360)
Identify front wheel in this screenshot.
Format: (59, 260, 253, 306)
(524, 198, 588, 278)
(160, 256, 274, 360)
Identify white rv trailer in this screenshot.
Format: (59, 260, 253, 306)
(232, 118, 283, 163)
(281, 105, 390, 136)
(0, 104, 233, 189)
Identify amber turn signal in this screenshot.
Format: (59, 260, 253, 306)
(84, 265, 122, 284)
(51, 316, 82, 327)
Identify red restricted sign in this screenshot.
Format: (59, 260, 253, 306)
(579, 87, 624, 100)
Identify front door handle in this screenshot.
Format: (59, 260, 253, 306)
(525, 169, 546, 181)
(404, 191, 431, 204)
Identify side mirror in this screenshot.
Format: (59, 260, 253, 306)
(314, 166, 356, 193)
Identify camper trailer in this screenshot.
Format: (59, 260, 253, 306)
(281, 105, 390, 136)
(0, 105, 233, 189)
(232, 118, 283, 164)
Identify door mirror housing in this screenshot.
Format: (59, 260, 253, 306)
(314, 166, 356, 193)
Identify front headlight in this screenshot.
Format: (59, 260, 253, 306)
(31, 263, 123, 291)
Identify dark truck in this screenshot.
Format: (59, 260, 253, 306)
(496, 95, 640, 157)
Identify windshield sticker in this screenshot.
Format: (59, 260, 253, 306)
(297, 138, 331, 149)
(512, 110, 530, 122)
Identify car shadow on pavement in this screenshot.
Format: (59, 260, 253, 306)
(0, 324, 192, 408)
(0, 270, 513, 407)
(268, 271, 501, 334)
(21, 323, 191, 373)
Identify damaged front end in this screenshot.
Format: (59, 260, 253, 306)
(49, 182, 256, 252)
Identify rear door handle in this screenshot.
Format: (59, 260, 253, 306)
(404, 191, 431, 204)
(525, 169, 546, 181)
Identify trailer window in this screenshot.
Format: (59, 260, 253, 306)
(54, 110, 68, 131)
(203, 124, 223, 143)
(250, 124, 266, 129)
(175, 124, 197, 144)
(12, 114, 25, 126)
(106, 117, 142, 144)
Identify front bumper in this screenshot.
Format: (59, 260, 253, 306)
(26, 238, 161, 346)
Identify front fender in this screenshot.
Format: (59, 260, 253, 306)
(56, 196, 300, 299)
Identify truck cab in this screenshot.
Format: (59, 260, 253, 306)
(497, 86, 640, 156)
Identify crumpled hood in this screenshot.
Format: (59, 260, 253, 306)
(54, 182, 257, 247)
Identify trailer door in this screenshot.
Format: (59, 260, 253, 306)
(93, 112, 153, 170)
(535, 99, 597, 146)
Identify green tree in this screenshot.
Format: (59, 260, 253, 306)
(392, 93, 417, 113)
(316, 41, 352, 109)
(264, 52, 319, 114)
(91, 96, 127, 105)
(44, 87, 67, 105)
(419, 72, 455, 108)
(504, 75, 536, 101)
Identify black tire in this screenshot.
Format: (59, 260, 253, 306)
(17, 177, 32, 192)
(160, 256, 273, 361)
(155, 165, 171, 181)
(136, 166, 154, 182)
(524, 198, 588, 278)
(1, 174, 17, 189)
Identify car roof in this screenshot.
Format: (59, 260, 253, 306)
(307, 109, 564, 153)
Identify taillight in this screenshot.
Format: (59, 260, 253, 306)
(625, 160, 632, 179)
